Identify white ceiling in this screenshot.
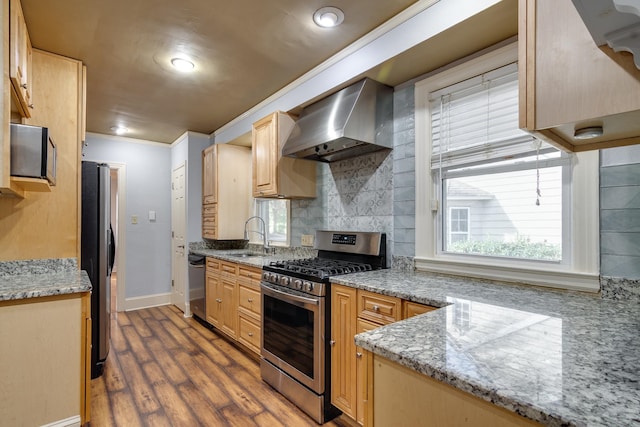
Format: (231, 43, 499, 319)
(20, 0, 518, 144)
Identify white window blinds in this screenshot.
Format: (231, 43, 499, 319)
(429, 62, 556, 171)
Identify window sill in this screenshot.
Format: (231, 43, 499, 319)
(414, 256, 600, 292)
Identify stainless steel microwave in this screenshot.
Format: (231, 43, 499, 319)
(10, 123, 56, 185)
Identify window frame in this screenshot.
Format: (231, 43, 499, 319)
(414, 43, 600, 292)
(252, 198, 291, 247)
(447, 206, 470, 246)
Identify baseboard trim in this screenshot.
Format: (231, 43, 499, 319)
(124, 292, 172, 311)
(40, 415, 81, 427)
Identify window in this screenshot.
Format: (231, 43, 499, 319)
(253, 199, 290, 247)
(414, 43, 599, 291)
(448, 207, 470, 245)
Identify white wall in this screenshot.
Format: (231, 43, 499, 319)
(84, 133, 172, 300)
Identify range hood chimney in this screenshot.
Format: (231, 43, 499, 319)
(282, 78, 393, 162)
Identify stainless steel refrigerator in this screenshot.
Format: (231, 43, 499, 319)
(81, 161, 115, 379)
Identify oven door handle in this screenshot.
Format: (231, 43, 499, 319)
(261, 283, 319, 307)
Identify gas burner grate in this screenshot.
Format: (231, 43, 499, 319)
(268, 258, 372, 280)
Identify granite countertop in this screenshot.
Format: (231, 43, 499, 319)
(189, 247, 308, 268)
(332, 269, 640, 427)
(0, 258, 92, 302)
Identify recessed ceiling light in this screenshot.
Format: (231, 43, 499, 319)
(574, 126, 603, 140)
(171, 57, 195, 72)
(110, 125, 129, 135)
(313, 7, 344, 28)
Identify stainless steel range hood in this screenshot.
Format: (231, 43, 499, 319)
(282, 78, 393, 162)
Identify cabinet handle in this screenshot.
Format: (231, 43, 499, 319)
(356, 352, 363, 358)
(28, 104, 34, 109)
(247, 298, 253, 303)
(372, 305, 380, 312)
(216, 298, 222, 303)
(21, 83, 27, 89)
(329, 340, 336, 346)
(248, 332, 253, 337)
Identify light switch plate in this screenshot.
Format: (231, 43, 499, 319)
(301, 234, 314, 247)
(149, 210, 156, 221)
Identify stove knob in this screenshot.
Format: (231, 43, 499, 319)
(293, 279, 303, 290)
(304, 281, 314, 292)
(262, 272, 270, 281)
(280, 276, 290, 286)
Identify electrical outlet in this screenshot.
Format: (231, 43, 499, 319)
(131, 215, 138, 224)
(301, 234, 314, 247)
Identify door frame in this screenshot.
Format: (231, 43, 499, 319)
(171, 161, 188, 315)
(106, 162, 126, 312)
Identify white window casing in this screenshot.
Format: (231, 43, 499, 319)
(414, 43, 600, 292)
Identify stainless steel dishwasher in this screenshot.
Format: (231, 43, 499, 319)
(188, 254, 206, 320)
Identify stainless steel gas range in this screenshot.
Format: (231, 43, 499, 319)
(260, 230, 387, 424)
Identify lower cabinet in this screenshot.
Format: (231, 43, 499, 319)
(330, 283, 436, 426)
(205, 257, 262, 356)
(0, 292, 91, 426)
(373, 355, 543, 427)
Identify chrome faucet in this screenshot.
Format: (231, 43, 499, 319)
(243, 216, 274, 254)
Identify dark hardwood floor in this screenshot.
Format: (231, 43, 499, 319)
(90, 304, 343, 426)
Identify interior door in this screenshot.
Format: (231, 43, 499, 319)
(171, 162, 187, 313)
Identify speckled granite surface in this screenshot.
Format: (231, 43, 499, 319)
(189, 246, 317, 268)
(0, 259, 91, 301)
(332, 269, 640, 427)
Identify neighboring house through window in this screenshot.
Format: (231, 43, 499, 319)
(253, 199, 290, 247)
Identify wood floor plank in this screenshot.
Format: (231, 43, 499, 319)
(142, 361, 201, 426)
(160, 304, 192, 329)
(183, 327, 233, 367)
(253, 411, 287, 427)
(145, 317, 180, 350)
(220, 403, 259, 427)
(148, 306, 169, 321)
(110, 390, 143, 427)
(161, 319, 199, 353)
(128, 310, 153, 338)
(118, 351, 161, 414)
(103, 350, 126, 393)
(173, 350, 232, 408)
(90, 375, 115, 427)
(142, 412, 173, 427)
(178, 382, 228, 426)
(192, 352, 264, 416)
(116, 311, 132, 326)
(145, 337, 189, 385)
(122, 325, 154, 364)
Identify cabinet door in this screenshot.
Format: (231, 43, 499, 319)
(9, 0, 32, 117)
(403, 301, 437, 319)
(220, 277, 237, 339)
(330, 284, 358, 418)
(356, 318, 379, 426)
(205, 274, 221, 327)
(202, 145, 216, 204)
(252, 113, 278, 197)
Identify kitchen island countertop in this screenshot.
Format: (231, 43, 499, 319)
(332, 269, 640, 427)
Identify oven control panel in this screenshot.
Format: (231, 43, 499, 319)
(261, 271, 324, 297)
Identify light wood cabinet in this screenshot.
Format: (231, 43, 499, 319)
(0, 292, 91, 426)
(330, 284, 358, 418)
(201, 144, 251, 240)
(251, 111, 317, 199)
(9, 0, 33, 118)
(331, 284, 437, 426)
(237, 264, 262, 355)
(373, 355, 542, 427)
(519, 0, 640, 152)
(205, 258, 262, 355)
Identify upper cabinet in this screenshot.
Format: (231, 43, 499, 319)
(9, 0, 33, 118)
(252, 111, 316, 199)
(519, 0, 640, 151)
(201, 144, 251, 240)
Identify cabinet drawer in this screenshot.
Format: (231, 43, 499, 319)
(238, 265, 262, 284)
(237, 314, 261, 355)
(206, 257, 220, 272)
(402, 301, 437, 319)
(238, 285, 261, 317)
(358, 290, 401, 325)
(203, 204, 217, 215)
(220, 260, 238, 276)
(203, 195, 216, 205)
(202, 226, 217, 240)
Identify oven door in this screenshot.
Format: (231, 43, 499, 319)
(261, 282, 324, 394)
